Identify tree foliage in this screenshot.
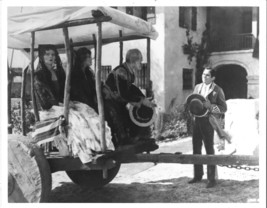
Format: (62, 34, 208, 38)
(182, 24, 211, 84)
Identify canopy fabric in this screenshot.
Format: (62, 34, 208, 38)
(8, 6, 158, 49)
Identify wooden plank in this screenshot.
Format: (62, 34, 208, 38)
(94, 139, 159, 163)
(30, 32, 40, 122)
(120, 153, 259, 166)
(62, 27, 72, 123)
(46, 156, 116, 173)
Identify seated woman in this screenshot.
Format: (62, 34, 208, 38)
(70, 47, 98, 112)
(33, 45, 114, 164)
(70, 47, 129, 147)
(34, 44, 65, 110)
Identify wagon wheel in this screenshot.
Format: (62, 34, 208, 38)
(8, 135, 52, 202)
(66, 163, 121, 188)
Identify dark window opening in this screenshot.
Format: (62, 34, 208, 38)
(179, 7, 197, 31)
(126, 7, 134, 15)
(126, 7, 156, 24)
(183, 68, 193, 90)
(241, 10, 252, 33)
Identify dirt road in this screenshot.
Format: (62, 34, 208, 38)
(49, 138, 259, 203)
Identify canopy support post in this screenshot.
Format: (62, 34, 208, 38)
(30, 32, 40, 122)
(146, 38, 151, 97)
(93, 34, 97, 72)
(119, 30, 123, 65)
(8, 66, 13, 134)
(95, 22, 108, 179)
(62, 27, 72, 124)
(9, 49, 14, 68)
(21, 67, 28, 136)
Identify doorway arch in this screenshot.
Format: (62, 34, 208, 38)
(215, 65, 248, 100)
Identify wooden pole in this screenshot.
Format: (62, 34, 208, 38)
(119, 30, 123, 65)
(120, 153, 259, 166)
(9, 49, 14, 68)
(62, 27, 72, 124)
(96, 22, 106, 151)
(95, 22, 108, 179)
(8, 66, 13, 134)
(146, 38, 151, 93)
(30, 32, 39, 122)
(93, 34, 97, 72)
(20, 67, 28, 136)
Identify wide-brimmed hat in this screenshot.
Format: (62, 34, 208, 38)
(185, 94, 209, 117)
(129, 104, 156, 127)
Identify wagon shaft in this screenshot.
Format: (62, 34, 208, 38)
(120, 153, 259, 166)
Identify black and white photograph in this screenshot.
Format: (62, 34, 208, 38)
(1, 0, 266, 206)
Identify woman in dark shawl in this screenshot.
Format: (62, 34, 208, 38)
(70, 47, 98, 112)
(34, 44, 65, 110)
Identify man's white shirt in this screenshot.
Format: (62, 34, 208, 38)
(201, 83, 212, 98)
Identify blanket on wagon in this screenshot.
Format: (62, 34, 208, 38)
(32, 101, 115, 163)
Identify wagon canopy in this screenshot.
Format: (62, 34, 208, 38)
(8, 6, 158, 50)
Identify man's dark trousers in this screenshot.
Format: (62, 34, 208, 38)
(192, 116, 216, 181)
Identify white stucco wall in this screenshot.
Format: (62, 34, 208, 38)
(150, 7, 165, 111)
(210, 50, 259, 98)
(164, 7, 207, 112)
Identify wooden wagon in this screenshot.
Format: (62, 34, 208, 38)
(7, 6, 259, 203)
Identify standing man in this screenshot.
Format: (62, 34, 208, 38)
(188, 67, 227, 188)
(103, 48, 155, 146)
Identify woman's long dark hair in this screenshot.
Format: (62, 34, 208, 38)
(74, 47, 92, 72)
(38, 44, 63, 71)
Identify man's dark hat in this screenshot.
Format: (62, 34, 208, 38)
(129, 104, 156, 127)
(186, 94, 209, 117)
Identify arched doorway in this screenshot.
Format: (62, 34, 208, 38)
(215, 65, 247, 100)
